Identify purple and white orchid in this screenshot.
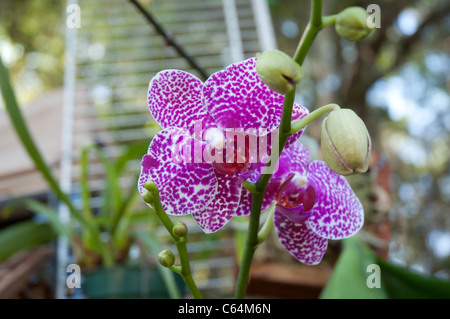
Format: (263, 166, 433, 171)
(138, 58, 309, 233)
(240, 141, 364, 265)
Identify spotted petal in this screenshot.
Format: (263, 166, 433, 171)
(307, 161, 364, 240)
(138, 128, 217, 216)
(274, 211, 328, 265)
(285, 103, 309, 148)
(148, 70, 216, 136)
(192, 172, 242, 233)
(236, 187, 252, 216)
(203, 58, 287, 133)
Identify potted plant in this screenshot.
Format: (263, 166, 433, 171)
(0, 57, 184, 299)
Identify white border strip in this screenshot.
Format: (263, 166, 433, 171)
(57, 0, 78, 299)
(251, 0, 277, 51)
(222, 0, 245, 63)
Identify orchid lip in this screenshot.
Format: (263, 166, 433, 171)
(276, 173, 316, 211)
(276, 204, 312, 224)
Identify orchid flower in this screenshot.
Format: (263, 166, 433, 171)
(240, 141, 364, 265)
(138, 58, 309, 233)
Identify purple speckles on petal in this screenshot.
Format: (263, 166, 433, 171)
(274, 211, 328, 265)
(266, 140, 364, 265)
(307, 161, 364, 240)
(236, 186, 252, 216)
(138, 128, 217, 216)
(193, 172, 242, 233)
(204, 58, 306, 133)
(148, 70, 215, 135)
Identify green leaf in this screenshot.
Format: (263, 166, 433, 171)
(320, 237, 388, 299)
(94, 146, 121, 224)
(0, 56, 90, 230)
(23, 199, 72, 241)
(112, 188, 141, 250)
(79, 144, 94, 219)
(114, 140, 149, 175)
(0, 221, 56, 262)
(376, 256, 450, 299)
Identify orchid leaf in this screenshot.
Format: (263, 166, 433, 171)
(320, 237, 388, 299)
(376, 256, 450, 299)
(0, 221, 56, 262)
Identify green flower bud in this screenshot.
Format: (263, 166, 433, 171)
(143, 180, 156, 192)
(142, 191, 153, 204)
(256, 50, 303, 94)
(158, 249, 175, 268)
(321, 109, 371, 175)
(335, 7, 372, 41)
(173, 221, 188, 238)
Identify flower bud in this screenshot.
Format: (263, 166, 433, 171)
(144, 180, 156, 192)
(321, 109, 371, 175)
(256, 50, 303, 94)
(173, 221, 188, 238)
(142, 191, 153, 204)
(335, 7, 372, 41)
(158, 249, 175, 268)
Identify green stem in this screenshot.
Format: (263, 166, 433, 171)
(145, 183, 203, 299)
(290, 103, 340, 134)
(234, 0, 324, 299)
(322, 14, 337, 28)
(257, 204, 275, 245)
(242, 180, 258, 194)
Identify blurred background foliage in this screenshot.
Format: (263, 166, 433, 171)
(0, 0, 65, 105)
(269, 0, 450, 278)
(0, 0, 449, 283)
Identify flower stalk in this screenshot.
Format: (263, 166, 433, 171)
(143, 181, 203, 299)
(290, 103, 341, 134)
(256, 204, 275, 245)
(234, 0, 330, 299)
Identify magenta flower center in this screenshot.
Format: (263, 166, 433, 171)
(277, 173, 316, 211)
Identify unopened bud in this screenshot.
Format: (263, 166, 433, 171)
(142, 191, 153, 204)
(256, 50, 303, 94)
(173, 221, 188, 238)
(321, 108, 371, 175)
(144, 180, 156, 192)
(335, 7, 372, 41)
(158, 249, 175, 268)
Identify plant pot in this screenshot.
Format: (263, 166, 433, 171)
(83, 264, 185, 299)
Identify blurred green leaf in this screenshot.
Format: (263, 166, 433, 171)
(23, 199, 71, 241)
(95, 146, 121, 224)
(377, 256, 450, 299)
(114, 140, 149, 175)
(321, 236, 450, 299)
(112, 188, 141, 250)
(320, 237, 388, 299)
(0, 221, 56, 262)
(0, 56, 90, 229)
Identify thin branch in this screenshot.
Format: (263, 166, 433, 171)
(128, 0, 209, 80)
